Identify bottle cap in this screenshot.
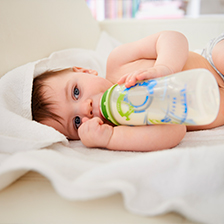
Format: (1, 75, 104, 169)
(100, 84, 120, 125)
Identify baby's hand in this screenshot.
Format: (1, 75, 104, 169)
(117, 65, 173, 88)
(78, 117, 113, 148)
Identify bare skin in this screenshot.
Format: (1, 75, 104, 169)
(40, 31, 224, 152)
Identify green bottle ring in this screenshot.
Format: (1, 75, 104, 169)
(100, 84, 120, 126)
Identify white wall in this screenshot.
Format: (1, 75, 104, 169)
(200, 0, 224, 14)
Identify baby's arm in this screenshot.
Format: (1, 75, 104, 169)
(78, 117, 186, 152)
(107, 31, 189, 87)
(107, 123, 186, 151)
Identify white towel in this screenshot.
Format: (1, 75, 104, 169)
(1, 32, 224, 224)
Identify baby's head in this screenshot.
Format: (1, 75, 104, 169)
(32, 68, 70, 127)
(32, 67, 112, 140)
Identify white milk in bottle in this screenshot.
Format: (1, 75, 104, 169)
(100, 69, 220, 126)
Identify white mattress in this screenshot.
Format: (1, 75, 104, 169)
(0, 171, 197, 224)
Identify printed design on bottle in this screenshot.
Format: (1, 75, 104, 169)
(116, 80, 191, 125)
(116, 80, 157, 121)
(158, 86, 189, 124)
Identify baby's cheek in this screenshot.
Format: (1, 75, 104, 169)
(82, 117, 90, 124)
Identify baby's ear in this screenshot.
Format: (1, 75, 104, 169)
(90, 69, 98, 76)
(72, 66, 87, 73)
(72, 66, 98, 76)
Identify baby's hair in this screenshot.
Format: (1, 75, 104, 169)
(31, 68, 72, 124)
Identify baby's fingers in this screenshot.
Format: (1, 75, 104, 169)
(117, 74, 129, 85)
(136, 69, 158, 81)
(117, 70, 148, 88)
(125, 73, 138, 87)
(125, 70, 148, 87)
(118, 73, 137, 87)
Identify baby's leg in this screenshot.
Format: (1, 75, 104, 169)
(212, 39, 224, 75)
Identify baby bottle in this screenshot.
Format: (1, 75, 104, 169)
(100, 69, 220, 126)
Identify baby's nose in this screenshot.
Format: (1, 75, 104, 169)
(81, 99, 93, 118)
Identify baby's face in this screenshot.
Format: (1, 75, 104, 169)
(40, 68, 112, 140)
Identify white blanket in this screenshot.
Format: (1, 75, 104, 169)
(1, 32, 224, 224)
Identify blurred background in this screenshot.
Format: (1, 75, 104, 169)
(85, 0, 224, 20)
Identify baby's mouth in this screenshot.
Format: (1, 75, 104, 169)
(91, 100, 100, 119)
(92, 93, 106, 120)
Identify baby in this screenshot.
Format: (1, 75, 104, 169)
(32, 31, 224, 152)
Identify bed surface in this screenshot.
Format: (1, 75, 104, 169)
(0, 171, 198, 224)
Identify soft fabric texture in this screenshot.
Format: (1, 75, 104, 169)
(1, 31, 224, 224)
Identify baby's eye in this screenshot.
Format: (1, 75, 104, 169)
(73, 116, 81, 129)
(73, 87, 80, 99)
